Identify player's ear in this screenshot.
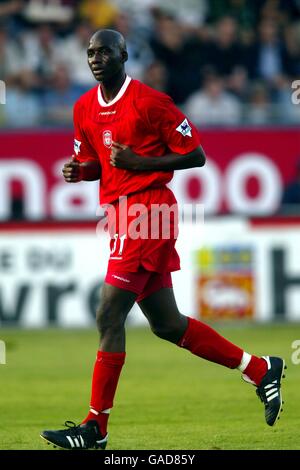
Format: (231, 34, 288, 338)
(121, 50, 128, 63)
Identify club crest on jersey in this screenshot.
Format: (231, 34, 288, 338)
(74, 139, 81, 155)
(176, 118, 192, 137)
(103, 130, 112, 148)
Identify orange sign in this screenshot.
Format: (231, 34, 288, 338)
(195, 247, 255, 320)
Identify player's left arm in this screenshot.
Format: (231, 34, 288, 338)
(110, 96, 206, 171)
(110, 142, 206, 171)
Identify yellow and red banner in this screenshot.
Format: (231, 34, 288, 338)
(195, 246, 255, 320)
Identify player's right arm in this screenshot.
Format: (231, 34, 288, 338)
(62, 156, 101, 183)
(63, 100, 101, 183)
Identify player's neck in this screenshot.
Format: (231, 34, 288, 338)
(100, 72, 127, 104)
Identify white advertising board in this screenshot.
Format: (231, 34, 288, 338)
(1, 218, 300, 326)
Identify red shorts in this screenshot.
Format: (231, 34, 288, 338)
(105, 268, 173, 302)
(104, 186, 181, 273)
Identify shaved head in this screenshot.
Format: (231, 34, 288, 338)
(90, 29, 127, 53)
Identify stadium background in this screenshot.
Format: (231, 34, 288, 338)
(1, 0, 300, 450)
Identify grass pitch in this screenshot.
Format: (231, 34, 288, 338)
(0, 323, 299, 450)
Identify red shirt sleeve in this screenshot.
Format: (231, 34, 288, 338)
(144, 95, 201, 155)
(73, 101, 99, 163)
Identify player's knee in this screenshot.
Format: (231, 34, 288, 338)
(150, 323, 185, 343)
(150, 325, 171, 340)
(96, 310, 123, 337)
(149, 313, 187, 343)
(96, 300, 126, 337)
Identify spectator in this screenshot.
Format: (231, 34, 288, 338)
(0, 25, 24, 82)
(0, 0, 25, 32)
(0, 0, 299, 128)
(245, 81, 273, 125)
(79, 0, 119, 29)
(112, 11, 153, 80)
(21, 23, 62, 89)
(246, 19, 294, 83)
(279, 0, 300, 24)
(22, 0, 75, 25)
(149, 11, 195, 103)
(108, 0, 154, 36)
(226, 65, 249, 99)
(58, 21, 96, 93)
(142, 60, 167, 93)
(184, 71, 242, 126)
(283, 22, 300, 76)
(0, 0, 23, 19)
(43, 64, 80, 125)
(205, 16, 246, 78)
(259, 0, 285, 24)
(206, 0, 260, 29)
(150, 1, 208, 29)
(4, 73, 41, 127)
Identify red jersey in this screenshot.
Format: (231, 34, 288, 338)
(73, 76, 201, 205)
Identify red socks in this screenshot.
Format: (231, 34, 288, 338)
(82, 350, 125, 436)
(178, 317, 267, 385)
(82, 318, 268, 436)
(243, 355, 267, 385)
(178, 316, 244, 369)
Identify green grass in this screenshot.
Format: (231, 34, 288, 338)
(0, 323, 299, 450)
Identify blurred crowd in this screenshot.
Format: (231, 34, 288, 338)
(0, 0, 300, 128)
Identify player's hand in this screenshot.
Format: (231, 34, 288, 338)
(62, 155, 83, 183)
(110, 142, 141, 170)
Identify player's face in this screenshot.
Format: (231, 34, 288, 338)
(87, 36, 124, 82)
